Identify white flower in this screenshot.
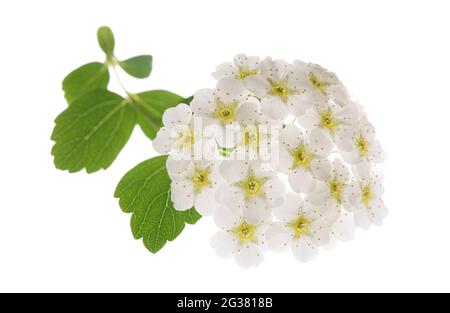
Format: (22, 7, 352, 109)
(246, 57, 311, 120)
(299, 101, 359, 151)
(210, 205, 269, 268)
(191, 78, 257, 147)
(232, 104, 281, 162)
(292, 61, 349, 106)
(216, 161, 286, 223)
(278, 125, 333, 194)
(212, 54, 261, 89)
(345, 168, 388, 229)
(167, 158, 222, 216)
(306, 158, 352, 211)
(153, 103, 214, 160)
(340, 115, 386, 165)
(191, 78, 250, 127)
(266, 193, 332, 262)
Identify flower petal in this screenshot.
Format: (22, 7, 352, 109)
(274, 192, 303, 222)
(291, 236, 319, 263)
(331, 210, 355, 242)
(213, 205, 240, 229)
(367, 140, 387, 163)
(286, 94, 311, 117)
(216, 77, 246, 103)
(195, 188, 218, 216)
(210, 231, 237, 258)
(261, 96, 289, 120)
(298, 108, 321, 130)
(220, 160, 249, 182)
(191, 89, 216, 115)
(263, 178, 286, 207)
(233, 243, 264, 268)
(308, 128, 333, 157)
(153, 127, 175, 154)
(236, 101, 259, 125)
(166, 156, 191, 179)
(310, 158, 332, 181)
(244, 197, 272, 225)
(280, 124, 303, 150)
(266, 222, 292, 252)
(170, 180, 194, 211)
(212, 62, 235, 81)
(288, 168, 317, 194)
(162, 103, 192, 127)
(306, 182, 330, 206)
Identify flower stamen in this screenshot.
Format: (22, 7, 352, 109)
(329, 177, 345, 203)
(214, 102, 237, 125)
(361, 184, 373, 206)
(309, 74, 329, 93)
(290, 215, 311, 238)
(292, 144, 313, 169)
(233, 221, 256, 243)
(356, 135, 369, 157)
(237, 68, 257, 80)
(320, 109, 341, 133)
(191, 168, 211, 191)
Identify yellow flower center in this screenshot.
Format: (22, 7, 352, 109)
(356, 135, 369, 157)
(320, 109, 341, 133)
(290, 216, 311, 238)
(191, 168, 210, 191)
(214, 102, 237, 125)
(244, 126, 260, 148)
(233, 221, 256, 243)
(309, 74, 328, 93)
(176, 128, 195, 150)
(329, 177, 345, 203)
(237, 68, 257, 80)
(292, 144, 313, 169)
(270, 80, 290, 101)
(361, 184, 373, 206)
(243, 179, 262, 197)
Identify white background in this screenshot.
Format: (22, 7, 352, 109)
(0, 0, 449, 293)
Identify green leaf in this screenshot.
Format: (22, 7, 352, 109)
(119, 55, 153, 79)
(62, 62, 110, 104)
(97, 26, 115, 56)
(130, 90, 187, 140)
(115, 155, 201, 253)
(51, 90, 136, 173)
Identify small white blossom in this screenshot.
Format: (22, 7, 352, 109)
(292, 61, 349, 106)
(232, 104, 281, 162)
(306, 158, 352, 212)
(278, 125, 333, 193)
(153, 103, 215, 160)
(210, 205, 269, 268)
(340, 115, 386, 166)
(246, 57, 311, 120)
(216, 161, 286, 223)
(345, 168, 388, 229)
(266, 193, 332, 262)
(299, 101, 359, 151)
(167, 158, 222, 216)
(212, 54, 261, 90)
(191, 78, 259, 147)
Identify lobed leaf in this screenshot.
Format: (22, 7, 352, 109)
(114, 155, 201, 253)
(51, 90, 136, 173)
(62, 62, 110, 105)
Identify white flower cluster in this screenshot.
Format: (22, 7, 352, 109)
(153, 54, 387, 268)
